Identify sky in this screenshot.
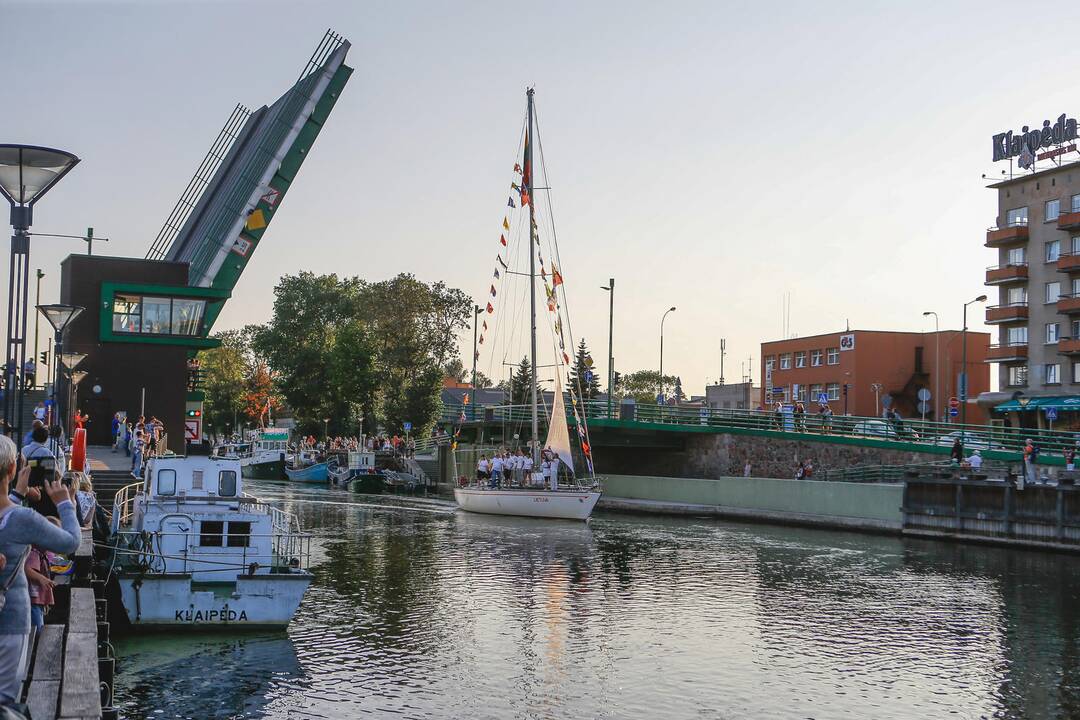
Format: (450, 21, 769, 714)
(4, 0, 1075, 396)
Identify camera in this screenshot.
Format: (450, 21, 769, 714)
(26, 457, 56, 488)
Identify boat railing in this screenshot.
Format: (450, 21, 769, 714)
(113, 529, 311, 575)
(237, 499, 309, 563)
(111, 481, 145, 533)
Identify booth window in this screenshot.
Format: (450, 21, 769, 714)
(157, 469, 176, 496)
(112, 294, 206, 337)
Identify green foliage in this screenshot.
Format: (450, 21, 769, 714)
(566, 338, 601, 399)
(615, 370, 679, 404)
(509, 356, 539, 405)
(252, 271, 472, 436)
(200, 329, 248, 435)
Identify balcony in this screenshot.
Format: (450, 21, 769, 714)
(1059, 211, 1080, 230)
(1058, 338, 1080, 355)
(985, 303, 1029, 324)
(1059, 294, 1080, 314)
(986, 343, 1028, 362)
(985, 223, 1029, 247)
(985, 263, 1029, 285)
(1058, 253, 1080, 273)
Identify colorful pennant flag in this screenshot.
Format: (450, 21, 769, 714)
(522, 131, 531, 187)
(479, 336, 485, 344)
(487, 303, 494, 313)
(511, 182, 520, 191)
(493, 268, 500, 279)
(541, 267, 547, 280)
(562, 352, 570, 364)
(502, 217, 510, 230)
(552, 265, 564, 287)
(520, 188, 530, 207)
(482, 321, 487, 330)
(500, 234, 507, 246)
(490, 285, 497, 297)
(514, 163, 522, 174)
(507, 196, 516, 208)
(463, 393, 471, 405)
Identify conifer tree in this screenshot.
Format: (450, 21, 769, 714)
(567, 338, 601, 399)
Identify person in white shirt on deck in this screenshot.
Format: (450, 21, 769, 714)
(546, 451, 561, 491)
(523, 453, 534, 486)
(491, 453, 504, 488)
(476, 455, 490, 484)
(966, 450, 983, 470)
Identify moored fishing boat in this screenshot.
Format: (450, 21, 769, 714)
(242, 428, 289, 479)
(108, 447, 312, 628)
(453, 88, 602, 521)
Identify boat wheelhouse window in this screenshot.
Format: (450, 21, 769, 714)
(226, 521, 251, 548)
(199, 521, 224, 547)
(157, 469, 176, 496)
(218, 470, 237, 497)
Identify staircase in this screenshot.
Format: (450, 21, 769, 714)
(5, 388, 48, 435)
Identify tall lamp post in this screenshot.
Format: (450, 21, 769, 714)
(659, 306, 676, 403)
(33, 269, 43, 389)
(923, 310, 940, 421)
(601, 279, 615, 417)
(37, 304, 83, 435)
(471, 304, 482, 420)
(0, 145, 80, 440)
(961, 295, 988, 428)
(58, 350, 86, 438)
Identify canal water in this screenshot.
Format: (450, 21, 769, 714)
(114, 481, 1080, 719)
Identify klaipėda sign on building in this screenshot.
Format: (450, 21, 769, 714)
(993, 113, 1078, 168)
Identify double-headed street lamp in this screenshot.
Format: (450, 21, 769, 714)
(0, 145, 80, 440)
(37, 304, 83, 435)
(961, 295, 988, 427)
(659, 306, 676, 403)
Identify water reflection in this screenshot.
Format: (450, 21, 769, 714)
(114, 484, 1080, 719)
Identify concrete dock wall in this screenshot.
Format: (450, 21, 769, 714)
(599, 474, 904, 532)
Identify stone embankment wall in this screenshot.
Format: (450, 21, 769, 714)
(601, 432, 950, 480)
(599, 474, 903, 532)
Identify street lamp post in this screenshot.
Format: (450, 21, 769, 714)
(601, 279, 615, 417)
(37, 304, 83, 435)
(659, 306, 676, 402)
(871, 382, 883, 416)
(961, 295, 988, 428)
(923, 311, 940, 421)
(33, 269, 43, 389)
(0, 145, 80, 440)
(323, 417, 330, 446)
(471, 304, 481, 420)
(58, 350, 86, 438)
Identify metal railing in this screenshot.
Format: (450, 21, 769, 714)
(436, 401, 1080, 463)
(113, 530, 311, 576)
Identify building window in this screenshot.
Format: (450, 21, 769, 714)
(810, 383, 824, 401)
(1072, 278, 1080, 297)
(810, 349, 822, 367)
(1007, 286, 1028, 305)
(1072, 237, 1080, 255)
(112, 294, 207, 338)
(794, 351, 806, 368)
(764, 356, 775, 371)
(1047, 323, 1061, 344)
(794, 384, 807, 402)
(1007, 207, 1029, 226)
(199, 521, 224, 547)
(773, 385, 789, 403)
(826, 347, 839, 365)
(1074, 362, 1080, 383)
(1047, 240, 1061, 263)
(1046, 199, 1061, 222)
(1008, 247, 1027, 265)
(1047, 282, 1062, 304)
(826, 382, 840, 400)
(1073, 194, 1080, 213)
(779, 354, 791, 370)
(1007, 326, 1028, 345)
(1008, 365, 1028, 387)
(156, 469, 176, 496)
(1046, 363, 1061, 384)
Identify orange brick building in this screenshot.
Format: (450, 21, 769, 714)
(761, 329, 990, 421)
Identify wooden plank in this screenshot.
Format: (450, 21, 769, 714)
(60, 630, 100, 718)
(30, 624, 64, 681)
(67, 588, 96, 634)
(25, 678, 59, 720)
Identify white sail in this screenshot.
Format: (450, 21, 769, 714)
(544, 381, 575, 475)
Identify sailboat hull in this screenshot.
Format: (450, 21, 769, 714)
(454, 487, 600, 521)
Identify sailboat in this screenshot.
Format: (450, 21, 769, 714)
(453, 88, 602, 521)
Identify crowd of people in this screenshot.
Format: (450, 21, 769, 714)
(0, 416, 101, 713)
(473, 447, 571, 491)
(290, 433, 418, 458)
(108, 414, 165, 480)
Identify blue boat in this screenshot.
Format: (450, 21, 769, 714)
(285, 459, 329, 483)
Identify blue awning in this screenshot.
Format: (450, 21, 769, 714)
(994, 396, 1080, 411)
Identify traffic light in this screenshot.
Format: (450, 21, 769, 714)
(39, 351, 48, 365)
(186, 409, 202, 418)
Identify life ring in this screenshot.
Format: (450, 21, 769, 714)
(71, 427, 87, 473)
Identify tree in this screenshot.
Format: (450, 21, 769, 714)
(474, 370, 493, 388)
(615, 370, 679, 404)
(200, 329, 249, 436)
(444, 358, 468, 383)
(509, 356, 539, 405)
(566, 338, 601, 399)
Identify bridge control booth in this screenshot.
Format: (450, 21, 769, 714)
(47, 31, 354, 452)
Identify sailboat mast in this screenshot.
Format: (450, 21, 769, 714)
(526, 87, 539, 467)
